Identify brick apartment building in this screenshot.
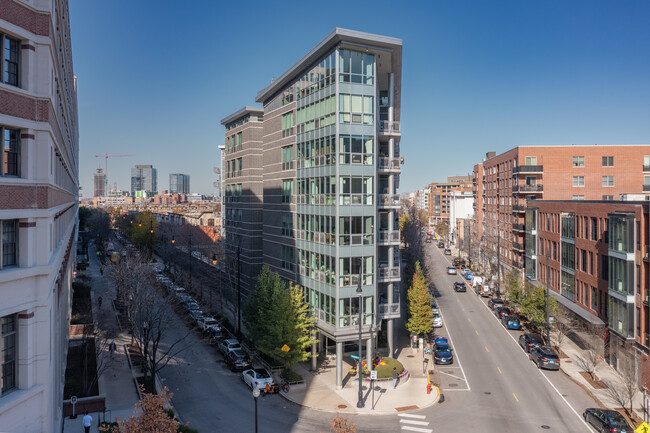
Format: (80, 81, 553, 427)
(526, 200, 650, 375)
(0, 1, 79, 431)
(221, 28, 402, 388)
(473, 145, 650, 276)
(427, 175, 472, 227)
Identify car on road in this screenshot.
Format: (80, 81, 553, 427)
(583, 408, 633, 433)
(430, 300, 440, 315)
(444, 248, 452, 255)
(425, 237, 431, 243)
(206, 326, 224, 343)
(446, 266, 457, 275)
(185, 301, 200, 312)
(438, 242, 445, 248)
(454, 281, 467, 292)
(224, 348, 252, 371)
(529, 346, 560, 370)
(464, 271, 473, 281)
(432, 313, 443, 328)
(488, 297, 505, 310)
(219, 338, 241, 355)
(242, 368, 274, 390)
(494, 306, 511, 319)
(433, 339, 453, 365)
(518, 333, 545, 352)
(198, 316, 221, 334)
(188, 309, 203, 323)
(501, 314, 522, 330)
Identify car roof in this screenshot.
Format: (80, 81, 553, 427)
(231, 348, 246, 356)
(526, 333, 544, 341)
(253, 368, 270, 376)
(224, 339, 239, 344)
(538, 346, 558, 355)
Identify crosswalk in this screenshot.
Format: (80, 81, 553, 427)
(398, 413, 432, 433)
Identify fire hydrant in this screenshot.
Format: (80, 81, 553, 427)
(426, 383, 432, 394)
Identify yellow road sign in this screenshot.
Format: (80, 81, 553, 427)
(281, 344, 290, 352)
(636, 422, 650, 433)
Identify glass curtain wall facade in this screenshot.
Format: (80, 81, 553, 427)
(560, 213, 576, 301)
(608, 213, 636, 339)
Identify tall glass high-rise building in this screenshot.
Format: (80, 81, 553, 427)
(221, 28, 402, 387)
(130, 164, 157, 197)
(169, 173, 190, 195)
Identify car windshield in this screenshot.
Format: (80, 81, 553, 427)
(254, 369, 270, 378)
(436, 343, 449, 351)
(232, 349, 246, 357)
(530, 335, 544, 343)
(508, 317, 520, 324)
(542, 349, 558, 359)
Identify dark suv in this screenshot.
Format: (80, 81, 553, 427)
(454, 281, 467, 292)
(583, 408, 633, 432)
(529, 346, 560, 370)
(224, 349, 252, 372)
(518, 333, 545, 353)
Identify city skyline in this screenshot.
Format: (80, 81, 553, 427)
(70, 0, 650, 196)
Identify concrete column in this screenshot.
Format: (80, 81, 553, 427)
(366, 337, 373, 371)
(311, 334, 317, 371)
(388, 73, 394, 122)
(387, 319, 394, 357)
(336, 341, 343, 389)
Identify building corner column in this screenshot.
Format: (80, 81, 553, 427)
(335, 341, 343, 389)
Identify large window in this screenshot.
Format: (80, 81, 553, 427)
(572, 156, 585, 167)
(338, 50, 375, 84)
(339, 134, 374, 165)
(524, 156, 537, 165)
(339, 256, 374, 287)
(1, 127, 20, 177)
(281, 112, 294, 137)
(602, 156, 614, 167)
(281, 179, 293, 203)
(1, 314, 16, 395)
(281, 245, 294, 271)
(339, 296, 374, 327)
(339, 94, 374, 125)
(281, 214, 293, 237)
(339, 216, 374, 245)
(1, 34, 19, 87)
(339, 176, 373, 205)
(281, 145, 294, 170)
(1, 220, 17, 268)
(572, 176, 584, 187)
(602, 176, 614, 187)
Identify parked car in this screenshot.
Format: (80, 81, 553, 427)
(447, 266, 457, 275)
(430, 300, 440, 315)
(518, 333, 545, 352)
(479, 286, 492, 297)
(219, 338, 241, 355)
(188, 309, 203, 322)
(433, 339, 453, 365)
(224, 349, 252, 371)
(425, 237, 431, 243)
(529, 346, 560, 370)
(185, 302, 200, 312)
(444, 248, 452, 255)
(206, 326, 224, 343)
(494, 306, 511, 319)
(454, 281, 467, 292)
(242, 368, 274, 390)
(198, 316, 221, 334)
(438, 242, 445, 248)
(464, 271, 473, 281)
(488, 297, 505, 310)
(432, 313, 443, 328)
(177, 293, 192, 303)
(583, 408, 633, 433)
(501, 314, 522, 330)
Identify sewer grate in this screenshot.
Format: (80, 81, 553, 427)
(448, 383, 458, 387)
(541, 426, 551, 429)
(338, 404, 347, 409)
(484, 391, 491, 395)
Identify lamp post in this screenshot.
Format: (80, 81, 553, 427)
(546, 248, 551, 345)
(252, 386, 260, 433)
(356, 262, 364, 409)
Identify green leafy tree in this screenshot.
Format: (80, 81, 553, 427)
(521, 283, 558, 332)
(244, 267, 315, 368)
(435, 220, 449, 240)
(503, 270, 524, 312)
(129, 211, 159, 251)
(406, 261, 433, 336)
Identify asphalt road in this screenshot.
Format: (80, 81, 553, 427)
(418, 242, 599, 433)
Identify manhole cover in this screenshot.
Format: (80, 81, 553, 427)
(448, 383, 458, 387)
(541, 426, 550, 429)
(338, 404, 347, 409)
(407, 355, 415, 358)
(564, 360, 572, 363)
(484, 392, 491, 395)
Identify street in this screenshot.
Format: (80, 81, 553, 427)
(417, 242, 599, 432)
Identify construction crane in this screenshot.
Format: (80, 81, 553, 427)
(94, 153, 133, 192)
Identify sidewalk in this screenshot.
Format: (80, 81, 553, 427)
(63, 242, 140, 433)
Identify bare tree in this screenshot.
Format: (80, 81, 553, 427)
(552, 310, 572, 353)
(603, 350, 639, 417)
(328, 415, 357, 433)
(575, 349, 599, 381)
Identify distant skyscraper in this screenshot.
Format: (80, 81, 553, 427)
(93, 168, 106, 197)
(131, 165, 157, 197)
(169, 173, 190, 194)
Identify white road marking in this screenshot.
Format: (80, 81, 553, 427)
(438, 370, 466, 381)
(400, 420, 429, 426)
(401, 427, 433, 433)
(398, 414, 426, 419)
(436, 303, 471, 391)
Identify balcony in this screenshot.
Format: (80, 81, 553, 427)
(378, 121, 401, 136)
(377, 156, 402, 173)
(513, 184, 543, 193)
(378, 303, 400, 319)
(378, 265, 400, 282)
(512, 204, 525, 213)
(378, 230, 400, 245)
(514, 165, 544, 174)
(378, 194, 400, 209)
(513, 242, 525, 251)
(512, 223, 525, 232)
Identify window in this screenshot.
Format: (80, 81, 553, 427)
(339, 175, 373, 205)
(282, 112, 294, 137)
(236, 158, 242, 176)
(339, 216, 374, 245)
(281, 214, 293, 237)
(602, 176, 614, 187)
(1, 220, 17, 268)
(281, 145, 294, 170)
(572, 195, 585, 200)
(524, 156, 537, 165)
(339, 94, 374, 125)
(644, 156, 650, 171)
(338, 50, 375, 85)
(1, 314, 16, 395)
(1, 127, 20, 176)
(591, 217, 597, 240)
(572, 156, 585, 167)
(1, 34, 19, 87)
(339, 134, 374, 165)
(572, 176, 584, 187)
(602, 156, 614, 167)
(602, 195, 614, 200)
(281, 179, 293, 203)
(281, 245, 294, 271)
(591, 287, 597, 310)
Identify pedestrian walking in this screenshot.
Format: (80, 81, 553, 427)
(82, 411, 92, 433)
(392, 367, 399, 389)
(97, 296, 102, 308)
(99, 266, 104, 276)
(109, 340, 116, 359)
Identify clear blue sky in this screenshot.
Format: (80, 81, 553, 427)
(70, 0, 650, 197)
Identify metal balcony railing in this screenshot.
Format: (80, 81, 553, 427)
(644, 185, 650, 191)
(378, 120, 400, 134)
(513, 242, 525, 251)
(378, 265, 400, 281)
(513, 184, 543, 193)
(378, 194, 400, 208)
(514, 165, 543, 173)
(377, 157, 402, 171)
(512, 223, 525, 231)
(512, 204, 525, 212)
(378, 230, 400, 244)
(644, 165, 650, 172)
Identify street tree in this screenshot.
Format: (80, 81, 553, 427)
(114, 385, 179, 433)
(328, 415, 357, 433)
(406, 261, 433, 336)
(129, 211, 159, 252)
(435, 220, 449, 241)
(503, 270, 524, 312)
(603, 351, 639, 417)
(575, 349, 599, 381)
(520, 283, 558, 333)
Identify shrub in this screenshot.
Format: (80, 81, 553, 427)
(280, 368, 303, 383)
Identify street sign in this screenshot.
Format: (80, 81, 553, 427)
(281, 344, 290, 352)
(636, 422, 650, 433)
(370, 370, 378, 380)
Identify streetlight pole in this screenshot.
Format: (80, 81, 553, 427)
(546, 249, 551, 345)
(252, 387, 260, 433)
(356, 261, 364, 409)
